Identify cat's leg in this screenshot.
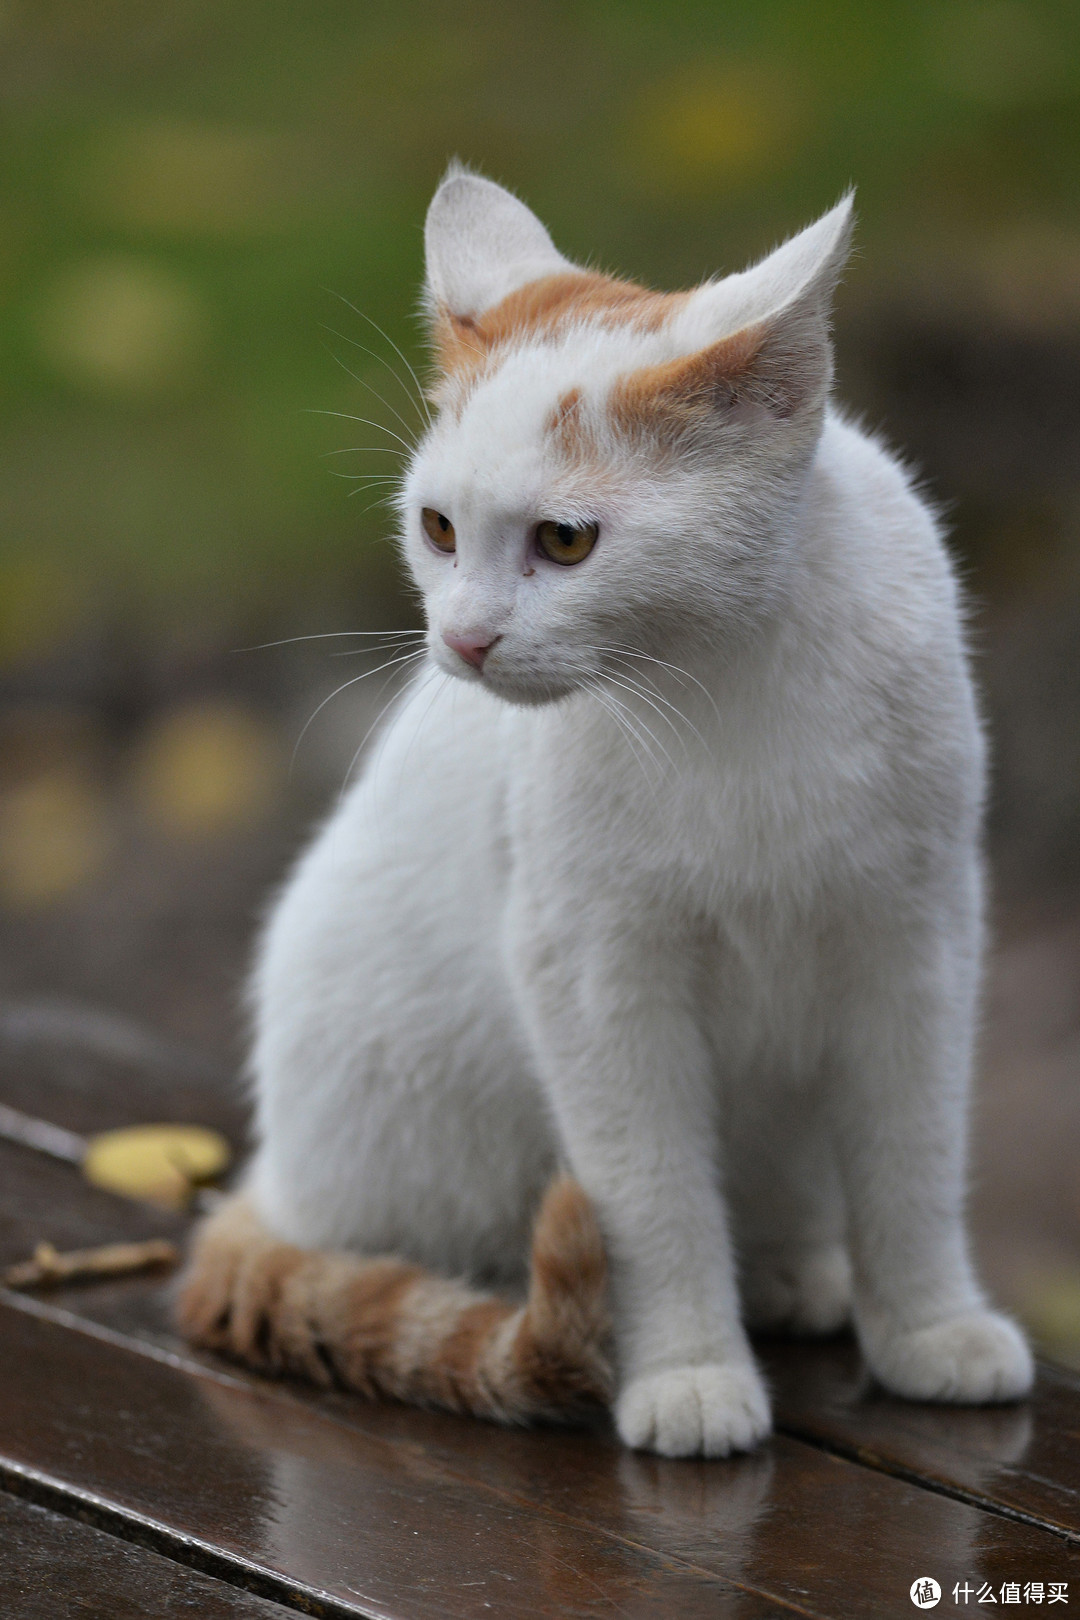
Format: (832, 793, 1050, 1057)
(731, 1096, 851, 1337)
(510, 913, 770, 1459)
(832, 908, 1033, 1403)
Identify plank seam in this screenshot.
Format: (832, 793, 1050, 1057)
(775, 1419, 1080, 1548)
(0, 1452, 828, 1620)
(0, 1457, 392, 1620)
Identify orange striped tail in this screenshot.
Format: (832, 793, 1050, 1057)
(175, 1175, 611, 1425)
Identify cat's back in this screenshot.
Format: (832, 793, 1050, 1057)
(811, 412, 963, 650)
(794, 411, 984, 842)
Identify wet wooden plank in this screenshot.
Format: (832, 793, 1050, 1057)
(0, 1488, 294, 1619)
(0, 1020, 245, 1143)
(5, 1129, 1080, 1570)
(1, 1293, 1076, 1619)
(8, 1146, 1080, 1549)
(4, 1073, 1080, 1598)
(0, 1298, 788, 1619)
(765, 1335, 1080, 1541)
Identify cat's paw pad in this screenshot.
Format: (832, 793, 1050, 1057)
(742, 1242, 852, 1337)
(615, 1363, 771, 1457)
(868, 1310, 1034, 1404)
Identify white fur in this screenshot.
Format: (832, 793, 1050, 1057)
(246, 173, 1033, 1457)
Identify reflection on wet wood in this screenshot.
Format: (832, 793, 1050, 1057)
(0, 1488, 293, 1618)
(764, 1335, 1080, 1539)
(0, 1294, 1076, 1619)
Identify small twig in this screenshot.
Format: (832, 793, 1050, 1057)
(3, 1238, 180, 1291)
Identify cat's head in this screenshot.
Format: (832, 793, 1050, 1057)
(399, 167, 853, 706)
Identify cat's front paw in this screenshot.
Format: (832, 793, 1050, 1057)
(867, 1310, 1034, 1404)
(615, 1363, 771, 1457)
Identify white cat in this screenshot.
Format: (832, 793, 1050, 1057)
(179, 168, 1033, 1457)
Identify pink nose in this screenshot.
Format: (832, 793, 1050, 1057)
(442, 631, 498, 670)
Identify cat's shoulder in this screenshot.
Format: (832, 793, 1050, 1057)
(805, 413, 970, 676)
(816, 410, 937, 527)
(813, 411, 953, 583)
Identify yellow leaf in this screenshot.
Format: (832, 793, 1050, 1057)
(83, 1124, 232, 1210)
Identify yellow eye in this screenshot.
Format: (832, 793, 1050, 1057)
(535, 520, 598, 566)
(421, 508, 456, 552)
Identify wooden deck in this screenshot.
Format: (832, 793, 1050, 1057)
(1, 1044, 1078, 1618)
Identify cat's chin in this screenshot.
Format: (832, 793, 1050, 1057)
(446, 665, 581, 709)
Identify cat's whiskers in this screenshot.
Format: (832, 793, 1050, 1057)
(322, 291, 434, 431)
(322, 446, 405, 457)
(353, 494, 401, 517)
(320, 338, 421, 450)
(329, 633, 427, 657)
(305, 410, 415, 456)
(388, 663, 451, 817)
(320, 328, 431, 438)
(592, 671, 686, 781)
(595, 644, 724, 727)
(336, 651, 434, 810)
(587, 680, 666, 791)
(601, 658, 712, 758)
(291, 647, 429, 775)
(235, 629, 424, 653)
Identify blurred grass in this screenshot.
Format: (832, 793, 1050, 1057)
(0, 0, 1077, 663)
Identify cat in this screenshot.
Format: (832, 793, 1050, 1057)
(178, 166, 1034, 1457)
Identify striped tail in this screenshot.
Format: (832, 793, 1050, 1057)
(175, 1176, 611, 1424)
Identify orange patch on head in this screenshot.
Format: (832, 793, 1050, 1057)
(545, 385, 597, 463)
(610, 322, 766, 445)
(546, 385, 581, 434)
(431, 271, 686, 388)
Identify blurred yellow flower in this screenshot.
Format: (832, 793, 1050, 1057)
(33, 256, 206, 396)
(632, 63, 804, 197)
(0, 768, 111, 908)
(80, 121, 326, 237)
(129, 700, 281, 839)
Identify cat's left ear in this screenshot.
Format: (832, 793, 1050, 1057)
(424, 165, 574, 319)
(618, 195, 855, 431)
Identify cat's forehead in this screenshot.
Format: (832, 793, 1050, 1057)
(421, 277, 690, 490)
(417, 330, 649, 507)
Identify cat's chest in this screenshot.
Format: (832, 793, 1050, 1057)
(508, 727, 882, 922)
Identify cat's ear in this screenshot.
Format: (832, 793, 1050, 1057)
(424, 166, 574, 319)
(616, 196, 854, 433)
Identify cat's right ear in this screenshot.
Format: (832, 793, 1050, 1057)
(424, 166, 573, 323)
(612, 196, 855, 439)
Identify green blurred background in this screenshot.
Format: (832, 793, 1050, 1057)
(1, 1, 1080, 1361)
